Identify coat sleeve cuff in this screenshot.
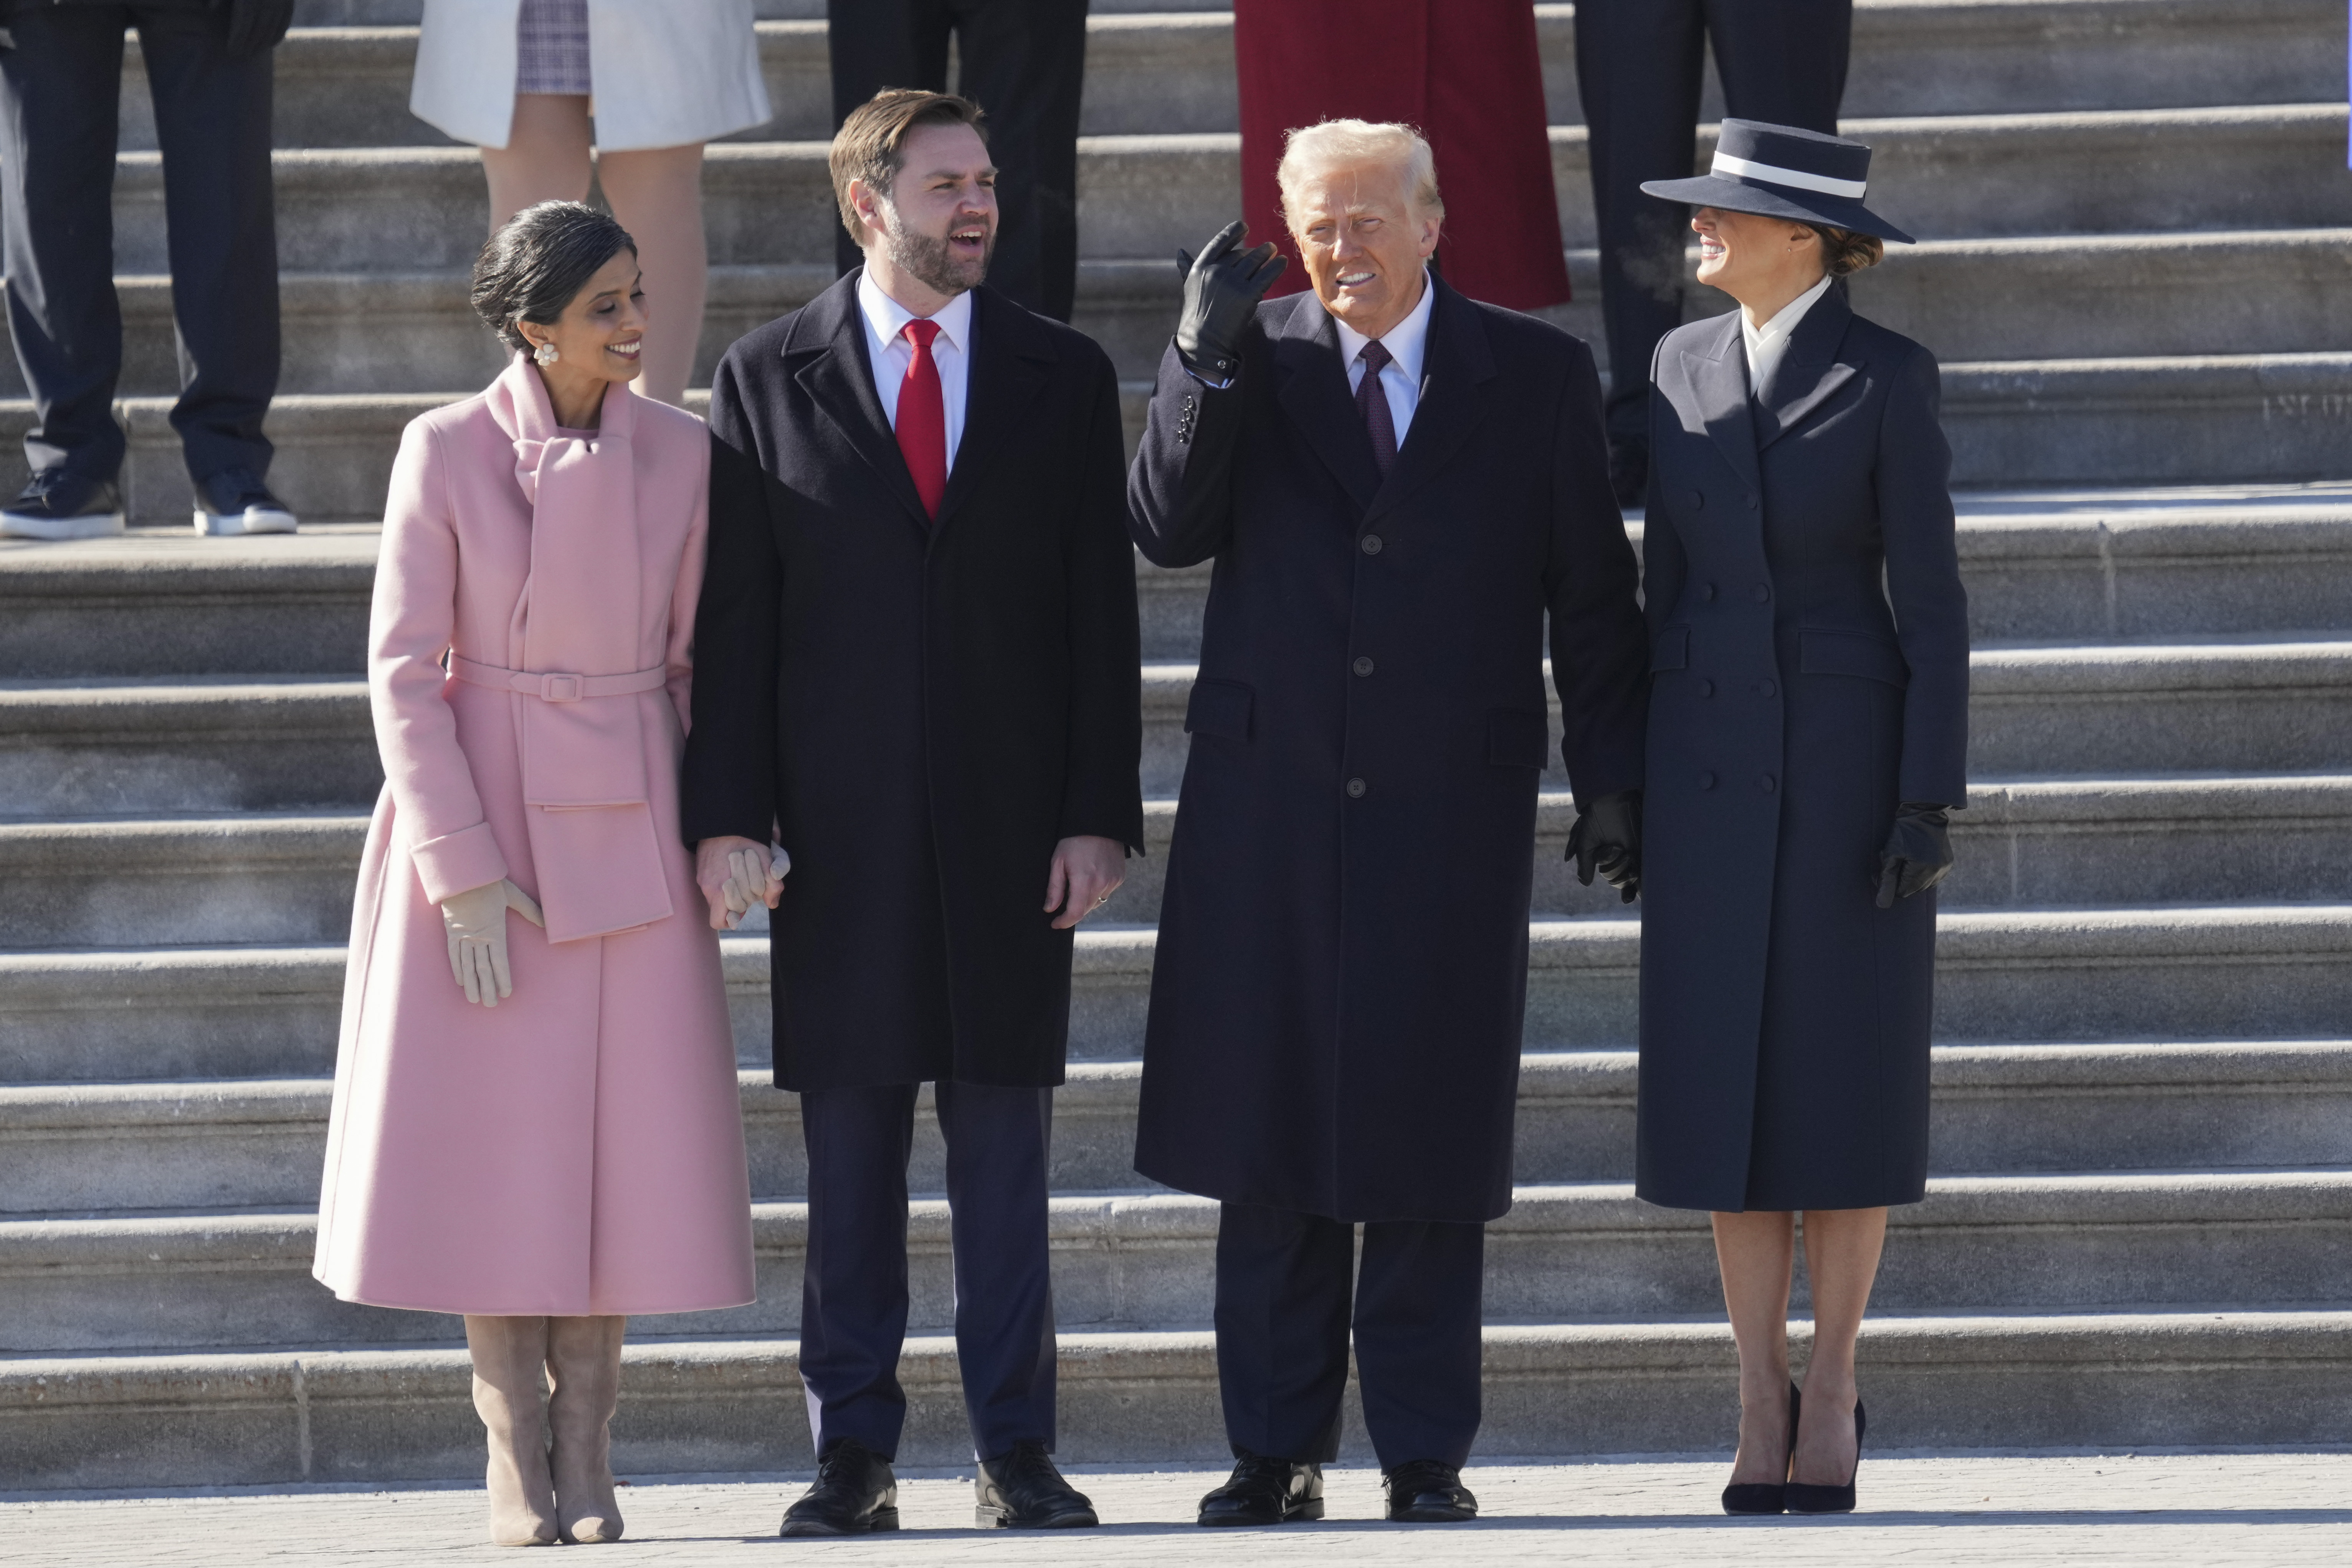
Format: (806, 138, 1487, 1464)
(409, 822, 509, 905)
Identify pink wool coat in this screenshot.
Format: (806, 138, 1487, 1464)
(314, 356, 755, 1316)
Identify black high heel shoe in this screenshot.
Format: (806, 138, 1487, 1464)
(1720, 1381, 1801, 1515)
(1783, 1397, 1867, 1514)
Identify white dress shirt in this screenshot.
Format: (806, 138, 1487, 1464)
(858, 272, 972, 469)
(1334, 268, 1437, 447)
(1741, 272, 1833, 397)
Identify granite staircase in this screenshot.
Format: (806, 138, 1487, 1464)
(1, 0, 2349, 1488)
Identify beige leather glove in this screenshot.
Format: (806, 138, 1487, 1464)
(441, 879, 546, 1007)
(719, 844, 790, 931)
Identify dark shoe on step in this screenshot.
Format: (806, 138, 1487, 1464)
(1384, 1459, 1478, 1523)
(974, 1439, 1098, 1528)
(1784, 1397, 1867, 1515)
(1197, 1452, 1324, 1526)
(1722, 1380, 1802, 1515)
(779, 1439, 897, 1537)
(0, 472, 126, 541)
(194, 467, 298, 536)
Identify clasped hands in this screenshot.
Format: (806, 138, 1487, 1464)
(693, 834, 1128, 934)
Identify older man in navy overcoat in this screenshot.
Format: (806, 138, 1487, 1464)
(1127, 121, 1649, 1527)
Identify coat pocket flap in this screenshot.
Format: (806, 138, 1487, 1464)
(1800, 628, 1911, 687)
(1488, 708, 1552, 769)
(1650, 625, 1691, 673)
(1185, 677, 1254, 741)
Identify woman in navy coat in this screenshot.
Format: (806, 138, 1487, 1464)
(1634, 122, 1968, 1517)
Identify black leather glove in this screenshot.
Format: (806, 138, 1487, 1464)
(225, 0, 295, 59)
(1173, 220, 1286, 382)
(1567, 790, 1642, 904)
(1875, 801, 1955, 907)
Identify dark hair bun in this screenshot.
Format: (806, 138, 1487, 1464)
(471, 201, 637, 354)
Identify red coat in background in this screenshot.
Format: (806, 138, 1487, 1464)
(1235, 0, 1571, 309)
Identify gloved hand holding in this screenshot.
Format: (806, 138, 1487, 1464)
(1875, 802, 1955, 907)
(696, 835, 788, 931)
(1174, 220, 1287, 382)
(1567, 790, 1643, 904)
(441, 878, 545, 1007)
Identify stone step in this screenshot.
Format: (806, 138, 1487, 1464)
(6, 1308, 2350, 1485)
(9, 770, 2349, 948)
(13, 1167, 2352, 1356)
(10, 1038, 2350, 1218)
(133, 2, 2352, 152)
(37, 229, 2349, 406)
(5, 905, 2347, 1087)
(90, 108, 2352, 282)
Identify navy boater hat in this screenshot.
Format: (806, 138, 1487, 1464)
(1642, 119, 1914, 244)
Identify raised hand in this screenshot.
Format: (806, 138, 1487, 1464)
(1174, 220, 1288, 381)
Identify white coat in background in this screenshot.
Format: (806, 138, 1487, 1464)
(411, 0, 773, 152)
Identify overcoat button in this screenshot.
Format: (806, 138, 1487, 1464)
(1697, 680, 1714, 698)
(1698, 772, 1716, 790)
(1759, 773, 1777, 793)
(1756, 679, 1777, 697)
(1352, 656, 1375, 677)
(1346, 777, 1368, 798)
(1361, 534, 1383, 555)
(1700, 583, 1717, 601)
(1752, 583, 1770, 601)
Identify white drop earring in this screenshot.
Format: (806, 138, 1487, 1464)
(533, 341, 560, 367)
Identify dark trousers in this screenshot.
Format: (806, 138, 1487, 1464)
(798, 1079, 1058, 1462)
(1575, 0, 1851, 440)
(0, 1, 279, 487)
(825, 0, 1087, 322)
(1213, 1203, 1486, 1471)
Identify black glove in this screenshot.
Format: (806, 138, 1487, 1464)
(1567, 790, 1642, 904)
(1173, 220, 1286, 382)
(224, 0, 295, 59)
(1875, 801, 1955, 907)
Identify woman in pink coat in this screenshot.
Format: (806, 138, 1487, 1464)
(314, 202, 755, 1548)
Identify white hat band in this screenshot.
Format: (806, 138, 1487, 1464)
(1710, 152, 1868, 200)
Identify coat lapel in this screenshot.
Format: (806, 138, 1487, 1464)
(785, 271, 932, 532)
(934, 286, 1055, 531)
(1674, 312, 1762, 499)
(1271, 292, 1380, 516)
(1365, 275, 1496, 525)
(1753, 283, 1862, 451)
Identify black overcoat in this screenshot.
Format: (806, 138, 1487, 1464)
(681, 273, 1143, 1091)
(1635, 286, 1969, 1213)
(1128, 278, 1649, 1224)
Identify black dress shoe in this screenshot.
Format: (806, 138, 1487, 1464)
(1197, 1452, 1324, 1526)
(1784, 1397, 1868, 1515)
(1384, 1459, 1478, 1522)
(1722, 1381, 1802, 1515)
(1607, 435, 1649, 510)
(779, 1438, 898, 1536)
(974, 1439, 1099, 1528)
(0, 471, 126, 541)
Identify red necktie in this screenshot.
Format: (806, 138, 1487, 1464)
(895, 317, 947, 519)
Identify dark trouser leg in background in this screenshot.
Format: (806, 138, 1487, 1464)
(798, 1082, 921, 1459)
(0, 5, 131, 487)
(1212, 1203, 1355, 1463)
(824, 0, 1087, 321)
(936, 1079, 1059, 1458)
(135, 2, 281, 488)
(1352, 1219, 1486, 1471)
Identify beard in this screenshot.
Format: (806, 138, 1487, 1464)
(882, 209, 993, 296)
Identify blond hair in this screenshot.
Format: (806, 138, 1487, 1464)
(829, 89, 987, 243)
(1276, 119, 1444, 233)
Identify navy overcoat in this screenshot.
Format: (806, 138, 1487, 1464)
(1635, 285, 1969, 1213)
(1128, 276, 1649, 1224)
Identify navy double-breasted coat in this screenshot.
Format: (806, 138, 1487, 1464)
(1127, 277, 1649, 1224)
(1635, 286, 1969, 1213)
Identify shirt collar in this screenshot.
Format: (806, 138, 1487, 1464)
(1331, 267, 1436, 383)
(1742, 273, 1834, 360)
(858, 269, 974, 355)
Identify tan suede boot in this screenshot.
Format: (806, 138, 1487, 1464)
(463, 1315, 559, 1547)
(547, 1315, 628, 1543)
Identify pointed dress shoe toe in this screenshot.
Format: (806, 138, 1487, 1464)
(779, 1439, 899, 1536)
(1784, 1398, 1868, 1515)
(1197, 1453, 1324, 1526)
(974, 1439, 1099, 1528)
(1383, 1459, 1478, 1522)
(1722, 1380, 1803, 1515)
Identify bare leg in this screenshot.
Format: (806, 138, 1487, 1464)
(481, 94, 594, 231)
(1793, 1206, 1888, 1485)
(546, 1314, 628, 1543)
(464, 1314, 559, 1547)
(1709, 1209, 1797, 1486)
(594, 143, 708, 405)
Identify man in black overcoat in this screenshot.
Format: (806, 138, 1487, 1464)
(1128, 122, 1649, 1526)
(681, 90, 1141, 1536)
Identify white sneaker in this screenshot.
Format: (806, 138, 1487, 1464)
(0, 476, 127, 540)
(193, 468, 299, 536)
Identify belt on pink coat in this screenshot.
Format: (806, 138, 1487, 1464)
(449, 653, 668, 703)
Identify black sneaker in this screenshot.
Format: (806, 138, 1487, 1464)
(0, 472, 126, 541)
(779, 1438, 898, 1537)
(194, 467, 298, 536)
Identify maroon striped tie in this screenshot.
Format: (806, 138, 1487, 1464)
(1355, 338, 1397, 478)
